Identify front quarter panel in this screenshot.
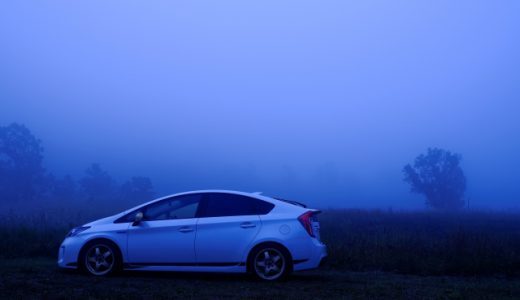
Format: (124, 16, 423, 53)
(58, 222, 130, 268)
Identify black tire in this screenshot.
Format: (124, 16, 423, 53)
(78, 239, 122, 276)
(248, 243, 293, 281)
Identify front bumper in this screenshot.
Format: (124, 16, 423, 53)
(57, 237, 83, 269)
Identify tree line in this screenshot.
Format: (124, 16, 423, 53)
(0, 122, 467, 210)
(0, 123, 155, 207)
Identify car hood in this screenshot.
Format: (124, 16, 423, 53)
(83, 214, 121, 226)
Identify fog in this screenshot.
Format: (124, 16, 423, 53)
(1, 1, 519, 209)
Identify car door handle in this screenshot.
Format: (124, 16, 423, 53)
(240, 222, 256, 228)
(178, 226, 194, 233)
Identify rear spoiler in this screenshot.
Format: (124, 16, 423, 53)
(273, 197, 307, 208)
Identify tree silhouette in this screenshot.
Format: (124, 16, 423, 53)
(403, 148, 466, 210)
(0, 123, 46, 202)
(120, 176, 155, 205)
(80, 163, 116, 202)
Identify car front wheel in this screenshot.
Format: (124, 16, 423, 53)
(80, 241, 120, 276)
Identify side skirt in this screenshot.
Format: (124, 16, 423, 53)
(124, 259, 308, 271)
(124, 262, 245, 269)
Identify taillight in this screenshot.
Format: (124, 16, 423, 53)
(298, 211, 315, 237)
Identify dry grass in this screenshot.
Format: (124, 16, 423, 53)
(320, 209, 520, 276)
(1, 208, 520, 276)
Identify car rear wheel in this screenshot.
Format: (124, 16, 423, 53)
(250, 244, 292, 281)
(80, 241, 120, 276)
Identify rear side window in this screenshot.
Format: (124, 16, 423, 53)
(199, 193, 274, 218)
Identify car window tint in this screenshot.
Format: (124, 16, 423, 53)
(170, 201, 199, 219)
(202, 193, 274, 217)
(256, 199, 275, 214)
(144, 200, 171, 220)
(144, 194, 201, 221)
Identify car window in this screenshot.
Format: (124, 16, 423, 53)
(170, 200, 199, 219)
(200, 193, 274, 218)
(255, 199, 275, 214)
(114, 194, 202, 223)
(144, 194, 201, 221)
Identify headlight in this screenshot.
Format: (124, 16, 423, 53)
(66, 226, 90, 237)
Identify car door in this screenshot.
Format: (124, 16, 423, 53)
(195, 193, 262, 265)
(126, 194, 201, 265)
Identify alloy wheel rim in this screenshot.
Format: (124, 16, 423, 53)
(85, 244, 114, 276)
(254, 248, 285, 280)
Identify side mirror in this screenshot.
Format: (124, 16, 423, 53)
(132, 211, 144, 226)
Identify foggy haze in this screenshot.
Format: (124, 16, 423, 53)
(1, 1, 519, 209)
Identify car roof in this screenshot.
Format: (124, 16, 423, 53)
(152, 189, 275, 203)
(119, 189, 298, 215)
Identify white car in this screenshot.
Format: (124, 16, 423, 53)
(58, 190, 327, 281)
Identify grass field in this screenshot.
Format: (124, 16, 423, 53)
(320, 210, 520, 276)
(1, 258, 519, 299)
(1, 209, 520, 299)
(2, 209, 520, 276)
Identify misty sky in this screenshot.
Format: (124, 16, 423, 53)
(1, 1, 519, 209)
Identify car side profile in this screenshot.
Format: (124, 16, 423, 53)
(58, 190, 327, 281)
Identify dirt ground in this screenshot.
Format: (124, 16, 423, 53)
(1, 258, 519, 299)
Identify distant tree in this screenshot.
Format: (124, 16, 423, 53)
(80, 163, 116, 202)
(0, 123, 47, 202)
(119, 176, 155, 205)
(403, 148, 466, 210)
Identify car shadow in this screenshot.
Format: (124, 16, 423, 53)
(57, 267, 328, 282)
(123, 270, 252, 281)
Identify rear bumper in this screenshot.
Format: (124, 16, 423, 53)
(293, 239, 327, 271)
(318, 255, 328, 267)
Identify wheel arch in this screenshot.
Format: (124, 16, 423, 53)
(246, 241, 293, 273)
(77, 237, 124, 269)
